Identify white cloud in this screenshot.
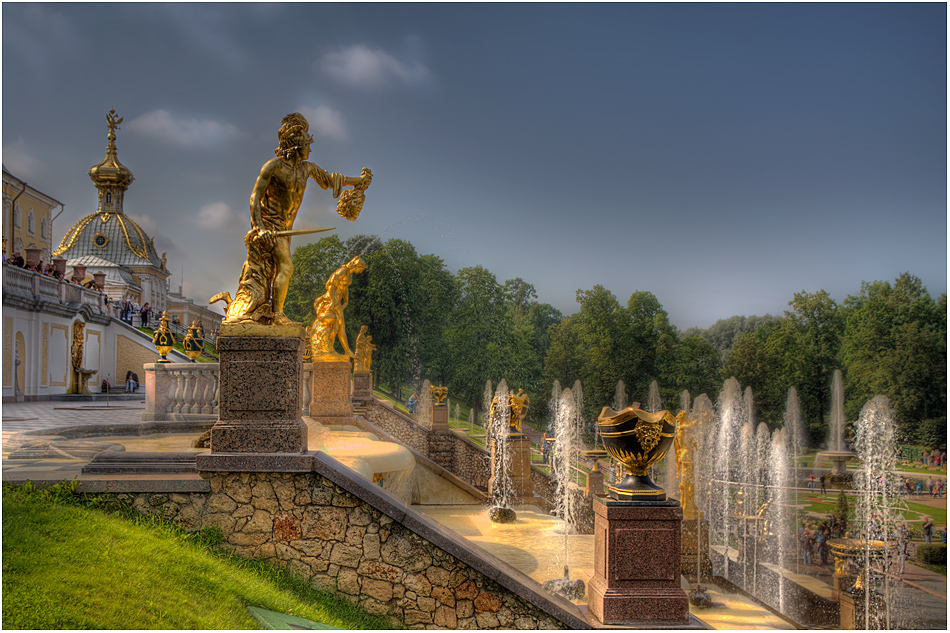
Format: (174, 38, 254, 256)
(126, 110, 239, 148)
(318, 43, 432, 89)
(298, 106, 347, 142)
(195, 202, 241, 230)
(128, 214, 182, 256)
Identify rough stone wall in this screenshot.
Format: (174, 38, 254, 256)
(362, 401, 429, 456)
(426, 431, 456, 472)
(116, 469, 578, 630)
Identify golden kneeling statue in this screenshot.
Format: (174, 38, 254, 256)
(310, 256, 367, 362)
(213, 113, 372, 326)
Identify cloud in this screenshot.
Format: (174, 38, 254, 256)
(128, 213, 182, 256)
(126, 110, 239, 148)
(1, 139, 41, 181)
(194, 202, 242, 230)
(298, 106, 347, 142)
(318, 43, 432, 89)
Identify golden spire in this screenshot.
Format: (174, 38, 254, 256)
(88, 108, 134, 206)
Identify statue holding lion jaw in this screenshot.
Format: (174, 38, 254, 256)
(213, 113, 372, 326)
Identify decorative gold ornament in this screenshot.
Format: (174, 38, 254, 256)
(93, 232, 109, 248)
(489, 389, 529, 435)
(310, 256, 367, 362)
(182, 321, 204, 362)
(354, 325, 376, 372)
(430, 385, 448, 404)
(152, 312, 176, 363)
(598, 406, 677, 500)
(216, 113, 372, 327)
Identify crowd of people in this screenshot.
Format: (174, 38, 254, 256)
(4, 250, 70, 280)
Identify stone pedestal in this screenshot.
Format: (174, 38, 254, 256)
(204, 332, 307, 454)
(489, 435, 533, 501)
(839, 591, 884, 630)
(588, 496, 689, 627)
(680, 517, 711, 579)
(352, 370, 372, 401)
(309, 360, 354, 425)
(431, 403, 449, 430)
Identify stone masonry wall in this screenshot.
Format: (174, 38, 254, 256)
(114, 458, 586, 630)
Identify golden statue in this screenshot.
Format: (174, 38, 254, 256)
(310, 256, 367, 362)
(66, 322, 96, 394)
(354, 325, 376, 372)
(430, 385, 448, 404)
(509, 389, 529, 432)
(215, 113, 372, 326)
(674, 410, 703, 518)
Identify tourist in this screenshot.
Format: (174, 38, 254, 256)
(101, 378, 111, 393)
(406, 393, 419, 414)
(897, 524, 910, 574)
(927, 476, 934, 495)
(916, 480, 923, 496)
(817, 526, 830, 564)
(807, 473, 816, 490)
(12, 251, 25, 267)
(800, 524, 814, 564)
(125, 370, 139, 393)
(922, 516, 934, 544)
(934, 479, 943, 499)
(819, 473, 827, 494)
(141, 302, 151, 328)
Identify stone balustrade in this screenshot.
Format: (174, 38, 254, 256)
(2, 261, 105, 311)
(143, 362, 314, 422)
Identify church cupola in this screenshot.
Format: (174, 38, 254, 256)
(87, 108, 134, 213)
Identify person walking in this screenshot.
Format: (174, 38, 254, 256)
(141, 302, 151, 328)
(807, 473, 816, 490)
(819, 473, 827, 494)
(923, 516, 934, 544)
(897, 524, 910, 574)
(927, 476, 934, 496)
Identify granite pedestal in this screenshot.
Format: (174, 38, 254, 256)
(352, 370, 372, 401)
(489, 435, 533, 501)
(431, 403, 449, 430)
(309, 360, 354, 425)
(588, 496, 689, 627)
(839, 591, 884, 630)
(197, 326, 311, 473)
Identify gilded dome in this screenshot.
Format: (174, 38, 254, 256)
(53, 210, 162, 269)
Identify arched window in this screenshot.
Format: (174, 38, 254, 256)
(105, 192, 112, 205)
(40, 217, 49, 239)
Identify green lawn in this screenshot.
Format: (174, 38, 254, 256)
(2, 483, 401, 630)
(796, 492, 947, 531)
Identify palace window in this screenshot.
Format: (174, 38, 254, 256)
(13, 204, 20, 228)
(105, 192, 112, 205)
(27, 210, 35, 235)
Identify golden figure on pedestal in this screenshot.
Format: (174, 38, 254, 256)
(354, 325, 376, 372)
(213, 113, 372, 326)
(429, 385, 448, 404)
(310, 256, 367, 362)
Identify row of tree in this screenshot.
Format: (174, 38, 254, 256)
(285, 236, 946, 448)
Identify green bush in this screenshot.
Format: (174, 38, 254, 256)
(915, 417, 948, 449)
(916, 544, 947, 565)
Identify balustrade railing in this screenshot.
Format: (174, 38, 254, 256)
(144, 361, 316, 421)
(2, 262, 105, 311)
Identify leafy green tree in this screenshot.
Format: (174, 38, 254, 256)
(683, 314, 779, 362)
(444, 266, 518, 416)
(664, 336, 722, 404)
(841, 273, 946, 439)
(621, 291, 677, 407)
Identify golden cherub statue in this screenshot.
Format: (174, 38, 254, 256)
(310, 256, 367, 362)
(212, 113, 372, 326)
(354, 325, 376, 372)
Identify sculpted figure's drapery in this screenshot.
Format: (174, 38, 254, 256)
(213, 113, 372, 326)
(310, 256, 367, 362)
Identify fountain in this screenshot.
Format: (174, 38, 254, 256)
(541, 387, 586, 601)
(817, 369, 854, 479)
(487, 380, 532, 523)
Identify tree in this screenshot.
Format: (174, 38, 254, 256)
(664, 336, 722, 404)
(841, 273, 946, 439)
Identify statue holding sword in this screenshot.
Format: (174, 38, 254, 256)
(213, 112, 372, 325)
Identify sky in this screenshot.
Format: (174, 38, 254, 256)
(3, 3, 946, 329)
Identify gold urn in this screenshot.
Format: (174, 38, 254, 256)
(182, 321, 205, 362)
(597, 405, 677, 500)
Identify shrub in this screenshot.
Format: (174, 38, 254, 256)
(916, 544, 947, 565)
(833, 490, 849, 523)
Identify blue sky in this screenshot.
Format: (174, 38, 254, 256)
(3, 3, 946, 328)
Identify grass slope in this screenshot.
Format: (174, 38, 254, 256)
(2, 484, 401, 630)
